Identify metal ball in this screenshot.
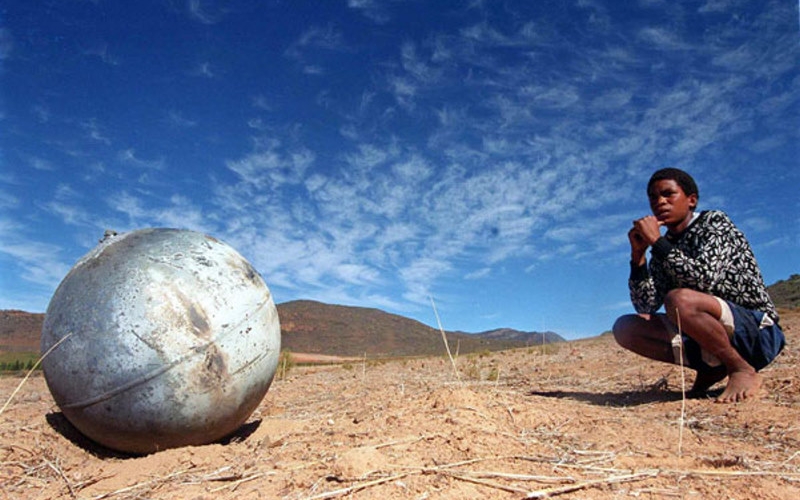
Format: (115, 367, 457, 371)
(41, 228, 281, 454)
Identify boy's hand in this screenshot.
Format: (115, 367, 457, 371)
(632, 216, 663, 245)
(628, 216, 663, 265)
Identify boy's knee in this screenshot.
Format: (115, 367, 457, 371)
(612, 315, 636, 347)
(664, 288, 715, 319)
(664, 288, 695, 312)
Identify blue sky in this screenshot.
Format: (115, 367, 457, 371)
(0, 1, 797, 339)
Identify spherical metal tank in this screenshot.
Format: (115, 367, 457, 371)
(40, 228, 281, 454)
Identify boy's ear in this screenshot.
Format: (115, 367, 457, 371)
(688, 193, 698, 210)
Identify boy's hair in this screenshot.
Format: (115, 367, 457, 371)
(647, 167, 699, 200)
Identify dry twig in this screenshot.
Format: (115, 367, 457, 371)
(0, 332, 73, 417)
(523, 470, 659, 498)
(676, 308, 687, 457)
(430, 296, 460, 382)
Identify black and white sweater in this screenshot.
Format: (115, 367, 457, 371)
(629, 210, 779, 324)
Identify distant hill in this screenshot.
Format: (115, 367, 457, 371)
(279, 300, 562, 357)
(0, 300, 563, 358)
(466, 327, 563, 345)
(768, 274, 800, 310)
(0, 310, 45, 352)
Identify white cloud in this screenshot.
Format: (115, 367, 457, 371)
(192, 61, 215, 78)
(166, 110, 197, 128)
(285, 24, 348, 74)
(0, 28, 13, 60)
(347, 0, 391, 24)
(0, 219, 71, 290)
(82, 119, 111, 144)
(83, 42, 119, 65)
(118, 149, 166, 170)
(637, 27, 690, 51)
(698, 0, 738, 14)
(226, 147, 314, 189)
(187, 0, 219, 24)
(29, 157, 56, 171)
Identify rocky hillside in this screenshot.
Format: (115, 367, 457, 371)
(278, 300, 560, 357)
(770, 274, 800, 310)
(0, 310, 45, 352)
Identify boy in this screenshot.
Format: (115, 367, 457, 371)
(613, 168, 785, 403)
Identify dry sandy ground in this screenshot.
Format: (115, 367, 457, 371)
(1, 311, 798, 500)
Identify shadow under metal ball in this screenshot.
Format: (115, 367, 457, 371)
(40, 228, 281, 454)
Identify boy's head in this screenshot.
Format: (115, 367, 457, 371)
(647, 167, 699, 205)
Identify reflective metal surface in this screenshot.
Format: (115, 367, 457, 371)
(41, 228, 281, 454)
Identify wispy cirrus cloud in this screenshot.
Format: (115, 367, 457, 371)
(187, 0, 220, 24)
(118, 149, 166, 170)
(347, 0, 391, 24)
(284, 24, 349, 74)
(0, 217, 71, 292)
(0, 28, 13, 60)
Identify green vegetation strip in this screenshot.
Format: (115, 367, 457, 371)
(0, 351, 41, 372)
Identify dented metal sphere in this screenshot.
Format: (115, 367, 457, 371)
(41, 228, 281, 454)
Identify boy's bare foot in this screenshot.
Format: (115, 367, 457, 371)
(715, 369, 762, 403)
(688, 366, 727, 398)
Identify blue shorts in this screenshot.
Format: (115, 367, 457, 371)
(683, 301, 785, 372)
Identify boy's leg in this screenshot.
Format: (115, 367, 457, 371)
(613, 311, 725, 394)
(663, 289, 761, 403)
(612, 313, 675, 364)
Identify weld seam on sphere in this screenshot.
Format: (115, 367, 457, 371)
(61, 297, 272, 410)
(40, 228, 281, 454)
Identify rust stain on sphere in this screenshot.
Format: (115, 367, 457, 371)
(40, 228, 281, 454)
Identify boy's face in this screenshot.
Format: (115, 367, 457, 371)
(648, 179, 697, 230)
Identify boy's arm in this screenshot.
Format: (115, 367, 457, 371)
(628, 262, 661, 314)
(626, 217, 664, 314)
(650, 211, 741, 292)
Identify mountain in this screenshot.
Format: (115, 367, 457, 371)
(278, 300, 562, 357)
(466, 327, 563, 344)
(0, 301, 563, 358)
(0, 310, 45, 353)
(769, 274, 800, 310)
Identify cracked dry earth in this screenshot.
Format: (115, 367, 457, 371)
(1, 310, 798, 499)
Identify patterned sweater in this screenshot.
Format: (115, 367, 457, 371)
(629, 210, 779, 324)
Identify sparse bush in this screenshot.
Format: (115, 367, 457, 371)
(528, 343, 560, 356)
(462, 359, 481, 380)
(278, 349, 295, 379)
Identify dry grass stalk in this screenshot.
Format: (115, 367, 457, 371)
(442, 471, 529, 494)
(207, 471, 269, 492)
(305, 472, 411, 500)
(362, 352, 367, 382)
(458, 470, 574, 484)
(660, 468, 800, 479)
(676, 307, 687, 457)
(309, 456, 503, 498)
(43, 457, 75, 498)
(370, 434, 434, 450)
(429, 296, 460, 381)
(89, 468, 194, 499)
(523, 470, 659, 499)
(0, 332, 73, 417)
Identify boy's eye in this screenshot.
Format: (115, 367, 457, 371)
(649, 190, 677, 201)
